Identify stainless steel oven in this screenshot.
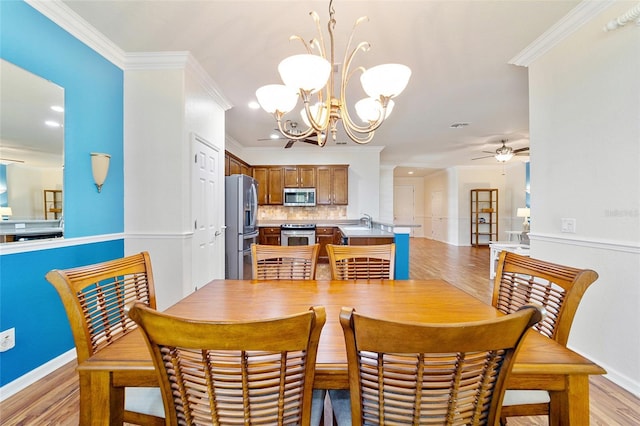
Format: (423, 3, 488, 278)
(281, 224, 316, 246)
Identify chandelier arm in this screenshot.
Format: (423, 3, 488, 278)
(299, 90, 332, 133)
(288, 35, 313, 53)
(339, 44, 388, 134)
(341, 121, 376, 144)
(310, 11, 328, 59)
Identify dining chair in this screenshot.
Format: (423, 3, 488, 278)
(326, 243, 395, 280)
(126, 302, 326, 426)
(340, 304, 543, 426)
(251, 243, 320, 280)
(492, 251, 599, 424)
(45, 252, 164, 425)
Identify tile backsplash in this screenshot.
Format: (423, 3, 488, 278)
(258, 205, 347, 221)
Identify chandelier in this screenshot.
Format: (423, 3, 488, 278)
(255, 0, 411, 146)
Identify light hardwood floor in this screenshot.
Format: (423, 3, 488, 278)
(1, 238, 638, 425)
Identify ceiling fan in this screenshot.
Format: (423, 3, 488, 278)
(258, 122, 321, 149)
(472, 139, 529, 162)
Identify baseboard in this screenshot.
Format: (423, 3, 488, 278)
(0, 349, 77, 402)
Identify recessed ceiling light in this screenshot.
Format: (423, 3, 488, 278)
(51, 105, 64, 112)
(408, 171, 414, 175)
(450, 122, 470, 128)
(248, 101, 261, 110)
(45, 120, 62, 127)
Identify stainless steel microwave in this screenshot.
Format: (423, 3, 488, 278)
(283, 188, 316, 206)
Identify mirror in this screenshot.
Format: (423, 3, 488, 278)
(0, 59, 64, 242)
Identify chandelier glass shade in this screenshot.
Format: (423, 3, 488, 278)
(255, 0, 411, 146)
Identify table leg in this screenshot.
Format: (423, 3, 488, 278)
(91, 371, 125, 425)
(78, 371, 91, 425)
(549, 375, 590, 425)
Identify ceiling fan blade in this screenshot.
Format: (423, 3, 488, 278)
(472, 155, 494, 160)
(513, 147, 529, 153)
(284, 140, 295, 149)
(0, 157, 25, 163)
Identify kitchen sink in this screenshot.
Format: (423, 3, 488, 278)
(341, 226, 371, 231)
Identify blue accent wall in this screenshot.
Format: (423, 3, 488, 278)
(0, 1, 125, 387)
(0, 0, 124, 238)
(0, 240, 124, 385)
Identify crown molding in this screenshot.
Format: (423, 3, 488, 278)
(509, 0, 615, 67)
(24, 1, 232, 110)
(25, 0, 126, 69)
(124, 52, 232, 110)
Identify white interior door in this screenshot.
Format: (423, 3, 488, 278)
(394, 185, 415, 237)
(192, 134, 221, 292)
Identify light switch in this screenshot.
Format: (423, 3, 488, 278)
(561, 218, 576, 233)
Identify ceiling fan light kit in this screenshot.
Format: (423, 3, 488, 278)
(494, 145, 514, 162)
(255, 0, 411, 146)
(471, 139, 529, 162)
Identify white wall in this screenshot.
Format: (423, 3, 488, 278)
(7, 164, 62, 219)
(527, 1, 640, 395)
(420, 163, 526, 246)
(124, 54, 229, 310)
(239, 145, 383, 220)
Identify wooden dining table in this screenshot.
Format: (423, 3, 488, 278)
(77, 279, 605, 425)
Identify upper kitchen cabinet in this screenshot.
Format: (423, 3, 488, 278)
(253, 166, 284, 205)
(317, 165, 348, 205)
(225, 151, 251, 177)
(284, 166, 316, 188)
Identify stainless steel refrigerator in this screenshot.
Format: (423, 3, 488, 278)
(225, 174, 259, 279)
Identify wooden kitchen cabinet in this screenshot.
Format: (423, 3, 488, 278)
(253, 167, 284, 205)
(225, 151, 251, 177)
(259, 227, 281, 245)
(316, 165, 348, 205)
(284, 166, 316, 188)
(315, 226, 340, 263)
(346, 237, 395, 245)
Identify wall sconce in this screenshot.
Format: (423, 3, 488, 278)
(0, 206, 12, 220)
(517, 207, 531, 232)
(90, 153, 111, 193)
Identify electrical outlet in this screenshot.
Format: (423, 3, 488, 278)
(0, 328, 15, 352)
(561, 218, 576, 233)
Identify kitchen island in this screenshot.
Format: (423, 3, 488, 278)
(257, 219, 417, 279)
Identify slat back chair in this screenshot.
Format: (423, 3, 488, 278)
(326, 243, 395, 280)
(46, 252, 164, 425)
(251, 243, 320, 280)
(492, 251, 598, 423)
(127, 303, 326, 426)
(340, 305, 543, 426)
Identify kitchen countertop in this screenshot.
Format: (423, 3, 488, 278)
(337, 225, 394, 238)
(257, 219, 360, 228)
(257, 220, 396, 238)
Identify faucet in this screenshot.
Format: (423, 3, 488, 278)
(360, 213, 372, 229)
